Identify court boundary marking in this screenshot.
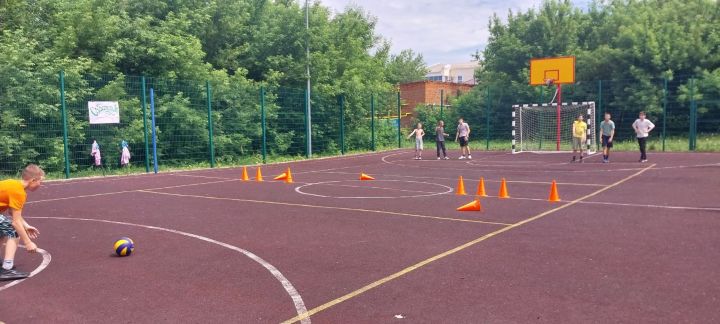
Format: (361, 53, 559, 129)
(312, 171, 608, 187)
(21, 216, 311, 324)
(137, 190, 512, 226)
(295, 180, 453, 199)
(0, 248, 51, 292)
(280, 163, 657, 323)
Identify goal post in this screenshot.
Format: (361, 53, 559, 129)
(512, 102, 596, 154)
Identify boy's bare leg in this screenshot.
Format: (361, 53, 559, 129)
(3, 237, 18, 264)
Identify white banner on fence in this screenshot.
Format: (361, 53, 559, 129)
(88, 101, 120, 124)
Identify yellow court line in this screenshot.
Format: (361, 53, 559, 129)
(281, 163, 656, 324)
(138, 190, 512, 226)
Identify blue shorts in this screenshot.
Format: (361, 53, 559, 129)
(602, 135, 613, 148)
(0, 214, 18, 239)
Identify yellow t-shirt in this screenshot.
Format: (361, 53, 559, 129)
(573, 121, 588, 138)
(0, 179, 27, 213)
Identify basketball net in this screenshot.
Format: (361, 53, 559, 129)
(545, 78, 559, 104)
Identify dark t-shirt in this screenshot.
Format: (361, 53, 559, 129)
(435, 127, 445, 141)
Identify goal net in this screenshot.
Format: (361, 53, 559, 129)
(512, 102, 596, 154)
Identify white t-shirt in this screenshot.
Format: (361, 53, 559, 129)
(632, 118, 655, 138)
(457, 122, 470, 137)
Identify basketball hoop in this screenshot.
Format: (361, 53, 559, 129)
(544, 78, 555, 87)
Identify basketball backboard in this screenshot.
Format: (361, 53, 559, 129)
(529, 56, 575, 85)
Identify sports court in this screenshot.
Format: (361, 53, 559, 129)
(2, 149, 719, 323)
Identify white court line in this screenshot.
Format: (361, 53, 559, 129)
(312, 171, 607, 187)
(295, 180, 453, 199)
(0, 248, 52, 292)
(23, 217, 311, 324)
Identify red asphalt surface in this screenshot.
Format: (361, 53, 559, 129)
(1, 149, 719, 323)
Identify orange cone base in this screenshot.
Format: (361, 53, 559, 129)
(241, 167, 250, 181)
(360, 173, 375, 180)
(457, 199, 482, 211)
(548, 180, 561, 202)
(456, 176, 467, 195)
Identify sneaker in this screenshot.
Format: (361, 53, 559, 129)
(467, 155, 472, 159)
(602, 159, 608, 163)
(444, 157, 450, 160)
(458, 156, 465, 160)
(437, 157, 441, 160)
(0, 268, 29, 281)
(418, 157, 422, 160)
(641, 159, 648, 163)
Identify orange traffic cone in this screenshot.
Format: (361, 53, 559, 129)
(457, 198, 482, 211)
(476, 177, 487, 197)
(456, 176, 467, 195)
(274, 172, 288, 181)
(498, 178, 510, 199)
(360, 173, 375, 180)
(241, 166, 250, 181)
(285, 167, 294, 183)
(255, 167, 264, 182)
(548, 180, 561, 202)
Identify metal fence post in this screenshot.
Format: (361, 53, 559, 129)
(261, 86, 267, 163)
(689, 78, 697, 151)
(662, 78, 667, 151)
(371, 94, 376, 151)
(485, 86, 491, 150)
(59, 71, 70, 179)
(305, 88, 311, 158)
(440, 89, 444, 120)
(397, 92, 401, 148)
(339, 95, 345, 155)
(597, 80, 602, 152)
(206, 81, 215, 167)
(141, 76, 150, 172)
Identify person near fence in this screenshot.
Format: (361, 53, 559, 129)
(435, 120, 450, 160)
(571, 114, 588, 163)
(91, 139, 102, 168)
(632, 111, 655, 162)
(455, 118, 471, 159)
(0, 164, 43, 280)
(599, 113, 615, 163)
(120, 140, 131, 167)
(407, 123, 425, 160)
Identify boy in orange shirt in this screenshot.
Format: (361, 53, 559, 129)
(0, 164, 43, 280)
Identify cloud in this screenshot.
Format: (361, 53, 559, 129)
(320, 0, 589, 64)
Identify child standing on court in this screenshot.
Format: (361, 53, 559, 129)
(407, 123, 425, 160)
(455, 118, 471, 159)
(632, 111, 655, 162)
(435, 120, 449, 160)
(571, 114, 587, 163)
(0, 164, 43, 280)
(599, 113, 615, 163)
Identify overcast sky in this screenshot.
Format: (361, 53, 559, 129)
(320, 0, 589, 65)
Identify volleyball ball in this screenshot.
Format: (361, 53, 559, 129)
(114, 237, 135, 257)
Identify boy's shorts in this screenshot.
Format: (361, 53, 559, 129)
(458, 136, 468, 147)
(0, 214, 18, 238)
(601, 135, 613, 148)
(572, 137, 585, 150)
(415, 138, 424, 150)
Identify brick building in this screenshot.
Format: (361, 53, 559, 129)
(399, 80, 474, 127)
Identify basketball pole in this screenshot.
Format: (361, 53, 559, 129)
(556, 84, 562, 151)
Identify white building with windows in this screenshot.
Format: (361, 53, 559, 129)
(425, 61, 479, 84)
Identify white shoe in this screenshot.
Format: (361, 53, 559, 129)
(444, 157, 449, 160)
(418, 157, 422, 160)
(467, 155, 472, 159)
(458, 156, 465, 160)
(437, 157, 441, 160)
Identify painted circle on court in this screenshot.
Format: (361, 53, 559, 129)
(295, 180, 453, 199)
